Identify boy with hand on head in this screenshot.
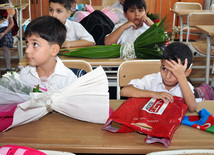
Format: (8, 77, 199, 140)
(20, 16, 77, 91)
(105, 0, 154, 45)
(49, 0, 95, 48)
(120, 42, 197, 112)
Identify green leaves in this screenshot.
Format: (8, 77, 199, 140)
(33, 85, 41, 93)
(59, 45, 121, 58)
(59, 16, 171, 59)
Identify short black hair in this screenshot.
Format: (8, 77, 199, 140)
(161, 42, 193, 69)
(24, 15, 67, 48)
(70, 0, 75, 4)
(49, 0, 71, 11)
(123, 0, 147, 13)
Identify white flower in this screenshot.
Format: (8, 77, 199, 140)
(2, 71, 20, 80)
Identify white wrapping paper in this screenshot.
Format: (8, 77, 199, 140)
(5, 66, 109, 131)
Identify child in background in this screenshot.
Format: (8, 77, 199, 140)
(120, 42, 197, 112)
(105, 0, 154, 45)
(110, 0, 127, 24)
(0, 1, 15, 72)
(19, 16, 77, 91)
(49, 0, 95, 48)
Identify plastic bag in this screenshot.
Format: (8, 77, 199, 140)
(0, 72, 33, 105)
(0, 145, 46, 155)
(103, 96, 187, 146)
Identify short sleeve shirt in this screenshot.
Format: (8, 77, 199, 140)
(129, 72, 194, 98)
(65, 19, 95, 43)
(19, 56, 77, 92)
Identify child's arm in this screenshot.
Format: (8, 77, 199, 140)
(0, 17, 14, 39)
(165, 59, 197, 112)
(105, 21, 137, 45)
(120, 84, 174, 104)
(62, 40, 94, 48)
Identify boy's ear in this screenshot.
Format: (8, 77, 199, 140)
(51, 44, 60, 57)
(185, 68, 192, 77)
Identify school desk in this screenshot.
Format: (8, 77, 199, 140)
(0, 100, 214, 154)
(171, 9, 214, 42)
(194, 25, 214, 84)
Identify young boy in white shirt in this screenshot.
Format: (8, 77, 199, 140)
(120, 42, 197, 112)
(20, 16, 77, 92)
(105, 0, 154, 45)
(49, 0, 95, 48)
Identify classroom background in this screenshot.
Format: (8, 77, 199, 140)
(0, 0, 214, 99)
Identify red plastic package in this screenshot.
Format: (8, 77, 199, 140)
(103, 96, 187, 146)
(0, 145, 46, 155)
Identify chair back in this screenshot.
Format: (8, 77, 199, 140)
(62, 60, 92, 73)
(174, 2, 202, 10)
(40, 150, 76, 155)
(186, 12, 214, 42)
(146, 149, 214, 155)
(117, 60, 161, 99)
(188, 12, 214, 27)
(171, 2, 202, 41)
(211, 4, 214, 10)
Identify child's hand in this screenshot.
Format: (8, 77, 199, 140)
(165, 58, 188, 80)
(123, 21, 137, 30)
(0, 33, 5, 40)
(141, 15, 154, 26)
(152, 92, 174, 104)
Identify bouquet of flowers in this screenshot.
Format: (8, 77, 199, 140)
(0, 71, 34, 105)
(59, 16, 171, 59)
(1, 66, 110, 132)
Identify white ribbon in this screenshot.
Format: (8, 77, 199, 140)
(120, 42, 136, 60)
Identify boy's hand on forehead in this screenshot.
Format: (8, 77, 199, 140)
(165, 58, 188, 78)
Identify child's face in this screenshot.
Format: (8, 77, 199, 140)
(49, 2, 71, 24)
(124, 6, 146, 28)
(25, 34, 58, 67)
(160, 60, 178, 90)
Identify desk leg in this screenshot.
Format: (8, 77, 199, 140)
(205, 35, 211, 84)
(18, 9, 23, 62)
(179, 16, 183, 42)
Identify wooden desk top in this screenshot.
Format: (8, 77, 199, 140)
(18, 55, 130, 67)
(0, 100, 214, 154)
(195, 25, 214, 37)
(171, 9, 214, 16)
